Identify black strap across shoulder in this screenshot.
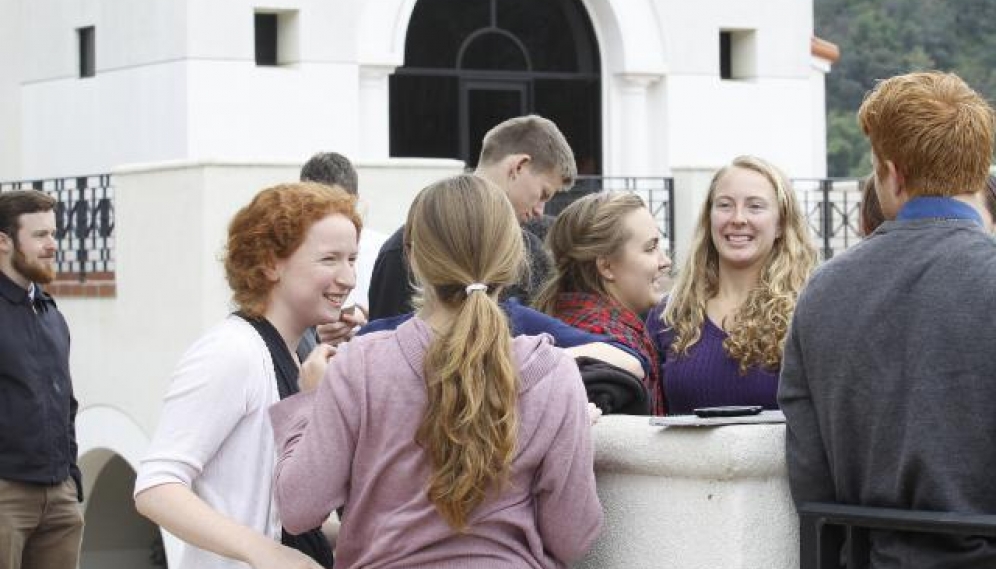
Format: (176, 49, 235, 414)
(236, 312, 335, 568)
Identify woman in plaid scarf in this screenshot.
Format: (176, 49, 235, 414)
(534, 192, 670, 415)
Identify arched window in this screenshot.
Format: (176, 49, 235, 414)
(390, 0, 602, 173)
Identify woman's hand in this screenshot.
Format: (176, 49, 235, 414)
(316, 305, 369, 346)
(587, 402, 603, 425)
(299, 344, 335, 392)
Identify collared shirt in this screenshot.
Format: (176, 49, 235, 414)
(896, 196, 984, 225)
(0, 270, 81, 499)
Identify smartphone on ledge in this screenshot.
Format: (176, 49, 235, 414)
(693, 405, 764, 418)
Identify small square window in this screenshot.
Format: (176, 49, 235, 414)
(720, 29, 756, 81)
(719, 32, 732, 79)
(255, 14, 278, 66)
(78, 26, 95, 78)
(255, 10, 299, 67)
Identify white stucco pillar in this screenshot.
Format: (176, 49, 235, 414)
(670, 166, 720, 264)
(615, 73, 662, 176)
(358, 65, 397, 161)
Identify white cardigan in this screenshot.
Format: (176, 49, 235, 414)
(135, 315, 282, 569)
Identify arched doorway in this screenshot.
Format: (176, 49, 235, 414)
(80, 454, 165, 568)
(390, 0, 602, 173)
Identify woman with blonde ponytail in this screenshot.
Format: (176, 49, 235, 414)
(270, 174, 602, 568)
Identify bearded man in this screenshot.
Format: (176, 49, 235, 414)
(0, 190, 84, 569)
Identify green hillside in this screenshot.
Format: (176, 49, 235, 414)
(817, 0, 996, 176)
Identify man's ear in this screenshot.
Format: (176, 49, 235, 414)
(509, 154, 531, 178)
(0, 231, 12, 254)
(884, 159, 905, 197)
(596, 256, 615, 282)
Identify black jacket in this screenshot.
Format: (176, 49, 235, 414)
(0, 270, 82, 501)
(368, 225, 552, 320)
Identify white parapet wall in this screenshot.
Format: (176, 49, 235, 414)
(576, 415, 798, 569)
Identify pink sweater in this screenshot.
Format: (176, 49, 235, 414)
(270, 317, 603, 568)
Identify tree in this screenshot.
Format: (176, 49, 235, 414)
(816, 0, 996, 176)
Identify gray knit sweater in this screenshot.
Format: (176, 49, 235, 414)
(779, 218, 996, 568)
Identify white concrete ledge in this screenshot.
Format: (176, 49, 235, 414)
(576, 415, 798, 569)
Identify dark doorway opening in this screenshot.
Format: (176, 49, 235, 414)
(390, 0, 602, 173)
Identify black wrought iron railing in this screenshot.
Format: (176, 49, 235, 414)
(546, 176, 676, 260)
(792, 178, 864, 260)
(0, 174, 115, 282)
(0, 172, 857, 284)
(799, 502, 996, 569)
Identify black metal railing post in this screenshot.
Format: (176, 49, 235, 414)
(820, 178, 834, 260)
(665, 176, 676, 261)
(74, 176, 89, 282)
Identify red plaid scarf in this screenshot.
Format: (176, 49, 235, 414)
(553, 292, 666, 415)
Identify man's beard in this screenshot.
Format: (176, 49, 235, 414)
(12, 245, 56, 284)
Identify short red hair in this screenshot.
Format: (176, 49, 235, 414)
(224, 182, 361, 317)
(859, 71, 994, 197)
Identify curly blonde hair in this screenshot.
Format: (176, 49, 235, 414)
(663, 156, 817, 373)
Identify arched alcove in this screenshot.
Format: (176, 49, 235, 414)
(76, 405, 181, 568)
(80, 455, 165, 569)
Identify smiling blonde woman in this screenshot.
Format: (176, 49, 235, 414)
(647, 155, 817, 415)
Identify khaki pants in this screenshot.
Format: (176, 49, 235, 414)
(0, 478, 84, 569)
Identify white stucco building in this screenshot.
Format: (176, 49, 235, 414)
(1, 0, 837, 181)
(0, 0, 837, 567)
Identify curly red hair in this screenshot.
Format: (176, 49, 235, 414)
(224, 182, 361, 317)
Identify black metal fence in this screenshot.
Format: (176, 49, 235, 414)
(799, 502, 996, 569)
(0, 174, 115, 282)
(546, 176, 676, 259)
(546, 175, 863, 262)
(792, 178, 864, 260)
(0, 172, 858, 284)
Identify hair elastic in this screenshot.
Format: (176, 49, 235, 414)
(465, 283, 488, 294)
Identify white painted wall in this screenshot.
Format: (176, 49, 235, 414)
(0, 0, 22, 181)
(0, 0, 828, 181)
(666, 77, 818, 177)
(649, 0, 821, 178)
(17, 0, 189, 178)
(810, 58, 831, 178)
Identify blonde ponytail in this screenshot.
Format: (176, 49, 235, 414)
(408, 175, 525, 530)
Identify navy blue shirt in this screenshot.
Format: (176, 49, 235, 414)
(360, 298, 614, 350)
(0, 270, 81, 499)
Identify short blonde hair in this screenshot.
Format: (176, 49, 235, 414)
(858, 71, 994, 197)
(479, 115, 577, 189)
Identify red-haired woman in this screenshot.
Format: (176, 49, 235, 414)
(134, 182, 361, 569)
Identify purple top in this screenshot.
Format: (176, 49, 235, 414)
(645, 302, 780, 415)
